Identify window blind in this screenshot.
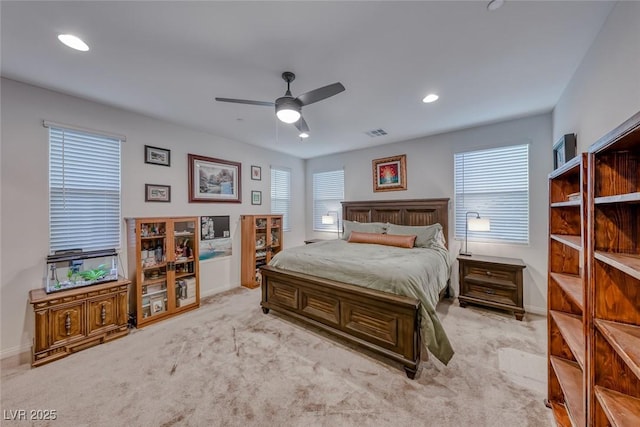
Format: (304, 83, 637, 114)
(49, 126, 122, 253)
(270, 167, 291, 231)
(313, 170, 344, 232)
(454, 144, 529, 244)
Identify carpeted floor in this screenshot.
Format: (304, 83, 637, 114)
(1, 287, 552, 427)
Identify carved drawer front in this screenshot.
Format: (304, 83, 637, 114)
(267, 281, 298, 310)
(300, 289, 340, 326)
(465, 265, 517, 286)
(342, 302, 398, 348)
(50, 303, 85, 345)
(465, 281, 517, 306)
(88, 295, 117, 334)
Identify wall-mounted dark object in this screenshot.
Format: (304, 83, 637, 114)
(553, 133, 577, 169)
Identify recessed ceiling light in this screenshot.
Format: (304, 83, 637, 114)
(487, 0, 505, 12)
(57, 34, 89, 51)
(422, 94, 439, 103)
(298, 132, 310, 139)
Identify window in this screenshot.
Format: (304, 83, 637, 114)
(47, 123, 123, 253)
(454, 143, 529, 244)
(313, 169, 345, 232)
(270, 166, 291, 231)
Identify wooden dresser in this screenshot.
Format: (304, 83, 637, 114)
(29, 279, 130, 367)
(457, 254, 526, 320)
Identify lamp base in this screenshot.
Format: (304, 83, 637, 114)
(459, 251, 472, 257)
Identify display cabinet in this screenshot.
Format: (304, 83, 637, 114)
(588, 112, 640, 426)
(29, 279, 130, 367)
(126, 217, 200, 327)
(240, 214, 283, 288)
(546, 153, 588, 426)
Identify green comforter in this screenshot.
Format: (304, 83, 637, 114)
(269, 239, 454, 365)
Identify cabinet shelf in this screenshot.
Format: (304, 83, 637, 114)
(142, 263, 167, 271)
(594, 252, 640, 281)
(551, 200, 581, 208)
(550, 356, 585, 427)
(549, 402, 572, 427)
(175, 272, 195, 279)
(142, 277, 167, 285)
(550, 234, 582, 251)
(595, 386, 640, 427)
(550, 310, 585, 369)
(595, 319, 640, 379)
(595, 192, 640, 205)
(550, 273, 583, 311)
(174, 257, 194, 265)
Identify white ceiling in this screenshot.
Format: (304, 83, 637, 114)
(1, 1, 614, 159)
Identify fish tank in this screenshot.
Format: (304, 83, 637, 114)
(45, 248, 119, 293)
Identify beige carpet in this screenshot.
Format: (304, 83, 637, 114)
(1, 288, 552, 427)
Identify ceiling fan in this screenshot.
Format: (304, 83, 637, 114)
(215, 71, 345, 139)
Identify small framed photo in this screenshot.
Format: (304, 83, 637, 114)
(372, 154, 407, 192)
(251, 165, 262, 181)
(553, 134, 577, 170)
(145, 184, 171, 202)
(144, 145, 171, 167)
(251, 190, 262, 205)
(150, 296, 165, 315)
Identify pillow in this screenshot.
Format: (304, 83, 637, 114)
(348, 231, 416, 248)
(385, 223, 443, 248)
(341, 220, 386, 240)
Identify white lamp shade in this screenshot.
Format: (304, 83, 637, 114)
(468, 217, 490, 232)
(276, 108, 301, 124)
(321, 215, 335, 225)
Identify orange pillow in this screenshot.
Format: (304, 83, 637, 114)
(347, 231, 417, 248)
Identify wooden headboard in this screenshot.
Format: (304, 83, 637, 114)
(341, 198, 450, 246)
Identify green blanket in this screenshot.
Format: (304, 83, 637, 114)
(269, 239, 454, 365)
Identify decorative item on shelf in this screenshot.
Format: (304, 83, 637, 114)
(553, 133, 577, 170)
(567, 192, 580, 202)
(372, 154, 407, 192)
(256, 218, 267, 228)
(321, 211, 341, 238)
(459, 211, 491, 256)
(256, 236, 265, 249)
(271, 231, 279, 246)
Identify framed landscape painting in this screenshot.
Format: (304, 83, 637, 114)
(372, 154, 407, 192)
(188, 154, 241, 203)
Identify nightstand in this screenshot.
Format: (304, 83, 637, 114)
(457, 254, 526, 320)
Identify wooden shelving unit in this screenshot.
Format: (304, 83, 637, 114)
(547, 153, 588, 426)
(126, 217, 200, 328)
(240, 214, 283, 289)
(588, 111, 640, 426)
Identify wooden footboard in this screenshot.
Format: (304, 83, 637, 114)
(260, 265, 422, 378)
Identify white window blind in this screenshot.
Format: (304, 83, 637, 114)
(454, 144, 529, 244)
(313, 170, 344, 232)
(270, 167, 291, 231)
(48, 125, 122, 253)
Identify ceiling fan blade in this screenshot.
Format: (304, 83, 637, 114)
(296, 82, 345, 106)
(215, 97, 275, 107)
(294, 116, 309, 133)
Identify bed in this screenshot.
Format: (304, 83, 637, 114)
(260, 199, 453, 378)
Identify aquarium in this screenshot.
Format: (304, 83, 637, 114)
(45, 249, 119, 293)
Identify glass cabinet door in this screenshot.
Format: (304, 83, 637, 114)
(139, 220, 168, 318)
(173, 219, 198, 308)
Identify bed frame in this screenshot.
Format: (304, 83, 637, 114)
(260, 198, 450, 379)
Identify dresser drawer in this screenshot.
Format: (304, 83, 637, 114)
(465, 265, 518, 286)
(464, 281, 518, 306)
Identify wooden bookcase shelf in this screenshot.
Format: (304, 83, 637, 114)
(549, 273, 583, 311)
(550, 234, 583, 252)
(588, 111, 640, 426)
(551, 311, 585, 369)
(551, 356, 586, 427)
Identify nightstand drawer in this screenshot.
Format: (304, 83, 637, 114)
(465, 266, 518, 286)
(465, 281, 517, 306)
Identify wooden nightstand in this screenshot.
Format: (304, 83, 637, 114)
(457, 254, 526, 320)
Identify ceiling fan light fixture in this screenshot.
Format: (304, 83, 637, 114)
(422, 93, 439, 103)
(275, 97, 301, 123)
(298, 132, 309, 139)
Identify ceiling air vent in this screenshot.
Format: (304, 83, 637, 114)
(365, 128, 388, 138)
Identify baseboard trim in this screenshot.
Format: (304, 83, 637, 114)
(524, 305, 546, 316)
(1, 344, 31, 363)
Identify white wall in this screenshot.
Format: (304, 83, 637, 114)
(0, 78, 306, 357)
(553, 1, 640, 151)
(306, 114, 553, 316)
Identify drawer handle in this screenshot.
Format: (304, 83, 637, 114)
(485, 271, 493, 276)
(65, 312, 72, 336)
(485, 289, 496, 295)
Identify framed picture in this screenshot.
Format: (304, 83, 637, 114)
(251, 190, 262, 205)
(188, 154, 241, 203)
(200, 215, 231, 241)
(150, 295, 165, 315)
(251, 165, 262, 181)
(145, 184, 171, 202)
(372, 154, 407, 192)
(144, 145, 170, 167)
(553, 133, 577, 169)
